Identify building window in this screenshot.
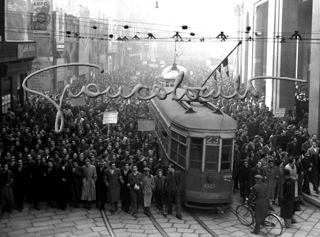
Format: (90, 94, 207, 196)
(189, 137, 203, 170)
(2, 94, 11, 114)
(171, 131, 187, 167)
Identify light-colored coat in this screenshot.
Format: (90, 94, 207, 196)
(141, 174, 154, 207)
(263, 164, 277, 200)
(81, 165, 97, 201)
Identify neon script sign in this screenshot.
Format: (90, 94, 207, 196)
(22, 63, 307, 133)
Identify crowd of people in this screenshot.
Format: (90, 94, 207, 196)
(0, 60, 316, 229)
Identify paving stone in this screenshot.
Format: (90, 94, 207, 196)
(0, 227, 13, 233)
(110, 223, 126, 229)
(90, 226, 108, 232)
(33, 219, 62, 227)
(72, 228, 94, 235)
(163, 228, 178, 233)
(54, 227, 77, 234)
(75, 232, 102, 237)
(35, 212, 56, 218)
(4, 229, 26, 236)
(173, 223, 190, 228)
(189, 224, 204, 230)
(293, 231, 310, 237)
(140, 224, 156, 230)
(54, 222, 77, 228)
(87, 213, 102, 219)
(95, 222, 105, 227)
(176, 228, 194, 233)
(194, 229, 209, 234)
(158, 222, 173, 228)
(26, 225, 55, 233)
(33, 229, 56, 236)
(125, 228, 144, 233)
(51, 214, 69, 220)
(162, 233, 181, 237)
(181, 234, 199, 237)
(62, 215, 88, 222)
(114, 233, 130, 237)
(124, 223, 142, 229)
(76, 223, 97, 230)
(31, 216, 52, 223)
(129, 234, 147, 237)
(10, 223, 34, 231)
(74, 218, 95, 225)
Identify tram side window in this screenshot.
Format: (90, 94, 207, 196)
(221, 139, 233, 170)
(189, 137, 203, 170)
(170, 131, 187, 167)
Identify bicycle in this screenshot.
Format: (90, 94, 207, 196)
(236, 199, 284, 236)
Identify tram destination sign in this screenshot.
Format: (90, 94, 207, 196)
(138, 119, 155, 131)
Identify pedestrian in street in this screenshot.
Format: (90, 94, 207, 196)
(306, 141, 320, 194)
(96, 160, 107, 210)
(81, 158, 97, 210)
(128, 164, 143, 218)
(238, 159, 251, 203)
(280, 169, 296, 228)
(104, 161, 122, 214)
(249, 161, 266, 188)
(141, 167, 154, 216)
(69, 159, 83, 208)
(0, 163, 15, 213)
(263, 158, 277, 210)
(44, 159, 58, 208)
(301, 150, 311, 195)
(30, 156, 46, 210)
(165, 163, 182, 220)
(247, 174, 269, 235)
(57, 160, 69, 210)
(12, 159, 29, 212)
(120, 162, 132, 213)
(154, 168, 167, 217)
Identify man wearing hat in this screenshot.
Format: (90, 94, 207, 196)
(247, 174, 269, 235)
(263, 158, 277, 210)
(165, 163, 182, 220)
(141, 167, 154, 216)
(154, 169, 167, 217)
(238, 159, 251, 204)
(280, 169, 295, 228)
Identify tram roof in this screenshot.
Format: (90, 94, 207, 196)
(152, 89, 238, 131)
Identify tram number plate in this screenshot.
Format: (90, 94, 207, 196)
(206, 136, 219, 144)
(204, 184, 216, 188)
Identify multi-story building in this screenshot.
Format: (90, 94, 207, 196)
(238, 0, 320, 135)
(0, 1, 37, 114)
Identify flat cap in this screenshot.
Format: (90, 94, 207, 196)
(254, 174, 263, 180)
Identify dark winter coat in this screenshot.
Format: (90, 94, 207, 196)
(280, 177, 295, 219)
(69, 166, 83, 201)
(247, 180, 269, 224)
(96, 166, 107, 202)
(120, 168, 132, 201)
(104, 168, 121, 202)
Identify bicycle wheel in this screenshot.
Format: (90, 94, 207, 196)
(236, 205, 254, 226)
(264, 213, 283, 236)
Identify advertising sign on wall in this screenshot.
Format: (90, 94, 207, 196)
(29, 58, 52, 92)
(5, 0, 34, 41)
(32, 0, 53, 37)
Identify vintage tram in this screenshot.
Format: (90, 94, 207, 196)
(149, 88, 237, 210)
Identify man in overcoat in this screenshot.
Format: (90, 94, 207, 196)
(30, 156, 46, 210)
(280, 169, 295, 228)
(0, 163, 15, 212)
(96, 160, 107, 210)
(44, 159, 58, 208)
(165, 163, 182, 220)
(247, 174, 269, 235)
(12, 159, 29, 212)
(263, 159, 277, 210)
(238, 159, 251, 203)
(141, 167, 154, 216)
(154, 168, 167, 217)
(81, 158, 97, 210)
(57, 160, 69, 210)
(128, 164, 143, 218)
(104, 161, 122, 214)
(69, 159, 83, 208)
(120, 162, 132, 213)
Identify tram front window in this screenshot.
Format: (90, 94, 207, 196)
(189, 137, 203, 170)
(205, 146, 219, 171)
(221, 139, 232, 170)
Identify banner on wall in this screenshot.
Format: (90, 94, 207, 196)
(29, 58, 53, 92)
(5, 0, 34, 41)
(32, 0, 53, 37)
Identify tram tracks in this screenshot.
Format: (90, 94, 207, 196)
(100, 209, 117, 237)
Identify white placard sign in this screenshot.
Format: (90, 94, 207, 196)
(103, 112, 118, 124)
(138, 119, 156, 131)
(274, 108, 286, 118)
